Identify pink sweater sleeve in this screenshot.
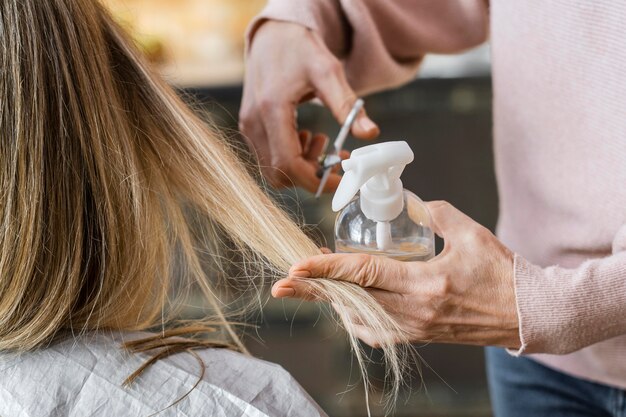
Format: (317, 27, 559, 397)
(512, 224, 626, 355)
(247, 0, 489, 95)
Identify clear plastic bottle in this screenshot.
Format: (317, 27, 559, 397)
(332, 141, 435, 262)
(335, 191, 434, 261)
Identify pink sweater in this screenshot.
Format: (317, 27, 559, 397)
(250, 0, 626, 388)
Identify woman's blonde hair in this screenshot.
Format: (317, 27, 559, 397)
(0, 0, 412, 407)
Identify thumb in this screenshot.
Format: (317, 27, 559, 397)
(310, 59, 379, 140)
(288, 253, 411, 293)
(425, 200, 476, 239)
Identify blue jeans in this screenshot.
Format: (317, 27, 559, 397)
(486, 347, 626, 417)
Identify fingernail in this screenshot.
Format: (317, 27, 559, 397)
(358, 118, 377, 132)
(290, 269, 311, 278)
(274, 287, 296, 298)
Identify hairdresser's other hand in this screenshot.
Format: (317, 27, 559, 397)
(273, 201, 521, 349)
(240, 21, 380, 192)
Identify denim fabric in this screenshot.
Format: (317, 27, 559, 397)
(486, 347, 626, 417)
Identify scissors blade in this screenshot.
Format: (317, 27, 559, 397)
(315, 167, 333, 198)
(314, 99, 364, 198)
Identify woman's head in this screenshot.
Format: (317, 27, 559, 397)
(0, 0, 308, 346)
(0, 0, 412, 406)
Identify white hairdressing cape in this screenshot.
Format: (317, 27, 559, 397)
(0, 331, 327, 416)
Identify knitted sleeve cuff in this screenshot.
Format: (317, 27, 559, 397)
(508, 252, 626, 356)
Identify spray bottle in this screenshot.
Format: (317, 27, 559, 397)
(332, 141, 435, 261)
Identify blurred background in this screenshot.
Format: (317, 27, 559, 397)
(103, 1, 496, 416)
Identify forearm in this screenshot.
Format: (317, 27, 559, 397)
(248, 0, 489, 95)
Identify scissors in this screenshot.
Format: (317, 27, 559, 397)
(315, 98, 364, 198)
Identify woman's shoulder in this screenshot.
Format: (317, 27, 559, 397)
(0, 331, 326, 417)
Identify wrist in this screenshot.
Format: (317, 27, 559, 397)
(246, 1, 348, 57)
(503, 248, 521, 346)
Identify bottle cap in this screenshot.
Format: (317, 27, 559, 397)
(332, 141, 414, 222)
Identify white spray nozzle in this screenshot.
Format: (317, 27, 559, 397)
(332, 141, 414, 251)
(332, 141, 413, 217)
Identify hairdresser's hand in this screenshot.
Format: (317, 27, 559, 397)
(240, 21, 380, 192)
(273, 201, 521, 349)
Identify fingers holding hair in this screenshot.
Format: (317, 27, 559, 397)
(272, 253, 420, 301)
